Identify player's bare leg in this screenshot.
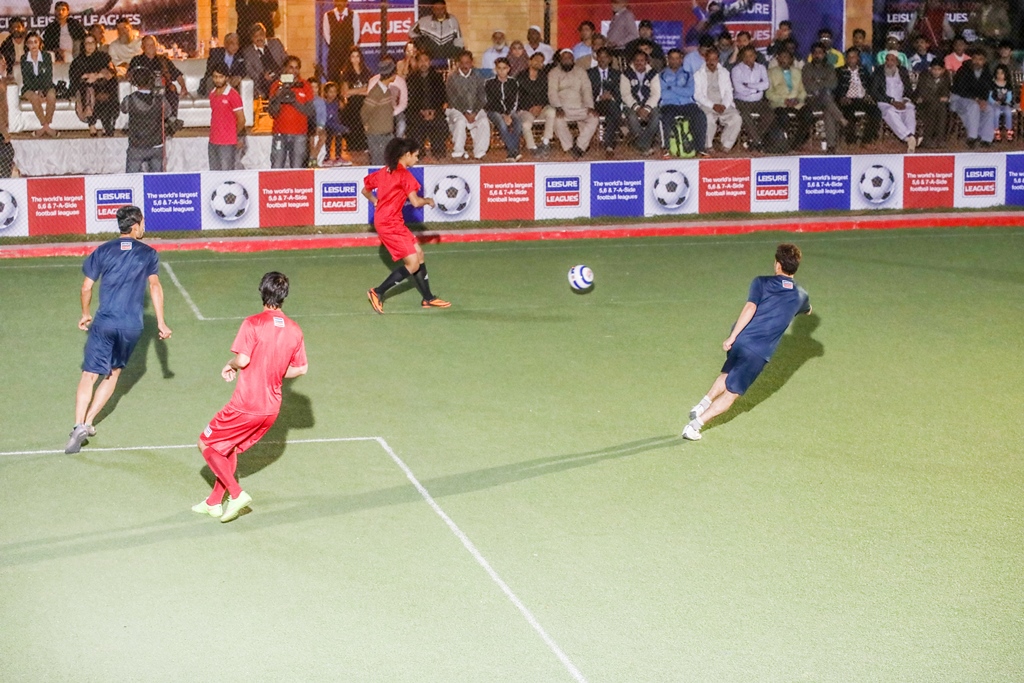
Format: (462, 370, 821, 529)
(73, 371, 100, 425)
(83, 368, 122, 427)
(684, 373, 734, 441)
(689, 373, 728, 420)
(67, 370, 117, 453)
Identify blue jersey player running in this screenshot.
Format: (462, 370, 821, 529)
(65, 205, 172, 454)
(682, 243, 811, 441)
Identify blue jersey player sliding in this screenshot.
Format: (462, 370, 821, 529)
(683, 243, 811, 441)
(65, 205, 172, 454)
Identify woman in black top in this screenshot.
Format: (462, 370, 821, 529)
(70, 34, 119, 136)
(339, 46, 370, 151)
(21, 32, 57, 137)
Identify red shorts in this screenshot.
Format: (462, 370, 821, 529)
(376, 222, 417, 261)
(200, 407, 277, 456)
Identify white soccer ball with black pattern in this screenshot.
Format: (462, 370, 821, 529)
(858, 164, 896, 205)
(0, 189, 17, 228)
(568, 264, 594, 291)
(652, 170, 691, 210)
(432, 174, 471, 215)
(210, 181, 250, 221)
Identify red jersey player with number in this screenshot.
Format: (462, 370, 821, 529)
(363, 137, 451, 313)
(193, 272, 309, 523)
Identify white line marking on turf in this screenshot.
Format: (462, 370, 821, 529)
(0, 435, 588, 682)
(162, 262, 207, 320)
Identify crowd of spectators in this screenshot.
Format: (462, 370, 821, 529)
(0, 0, 1021, 176)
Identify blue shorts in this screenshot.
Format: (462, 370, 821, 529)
(82, 325, 142, 376)
(721, 345, 768, 396)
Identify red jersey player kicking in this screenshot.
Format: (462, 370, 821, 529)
(193, 272, 309, 523)
(363, 137, 451, 313)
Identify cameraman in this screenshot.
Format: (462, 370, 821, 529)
(121, 68, 166, 172)
(267, 55, 314, 168)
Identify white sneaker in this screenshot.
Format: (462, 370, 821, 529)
(689, 404, 706, 421)
(220, 491, 252, 523)
(192, 500, 223, 517)
(681, 424, 702, 441)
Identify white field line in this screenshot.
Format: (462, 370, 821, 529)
(162, 261, 207, 320)
(0, 435, 589, 683)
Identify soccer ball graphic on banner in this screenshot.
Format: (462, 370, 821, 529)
(210, 181, 250, 221)
(568, 264, 594, 291)
(432, 175, 472, 215)
(858, 165, 896, 205)
(652, 170, 691, 209)
(0, 189, 17, 228)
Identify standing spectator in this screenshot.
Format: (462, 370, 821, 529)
(42, 1, 84, 63)
(717, 31, 735, 67)
(445, 49, 489, 159)
(812, 29, 845, 68)
(517, 51, 555, 155)
(803, 42, 845, 153)
(913, 58, 950, 149)
(406, 51, 448, 158)
(200, 32, 246, 96)
(70, 33, 117, 137)
(242, 23, 287, 98)
(684, 35, 713, 76)
(409, 0, 463, 61)
(625, 20, 665, 72)
(694, 48, 741, 153)
(588, 46, 623, 157)
(907, 0, 953, 49)
(107, 18, 141, 77)
(549, 48, 599, 158)
(338, 46, 371, 152)
(128, 36, 188, 136)
(908, 36, 936, 73)
(481, 30, 509, 74)
(322, 0, 355, 84)
(606, 0, 639, 53)
(993, 40, 1015, 70)
(767, 20, 794, 57)
(317, 82, 349, 165)
(507, 40, 529, 76)
(850, 28, 873, 67)
(368, 56, 408, 136)
(21, 31, 57, 137)
(525, 25, 555, 65)
(122, 68, 165, 172)
(208, 63, 246, 170)
(362, 57, 398, 165)
(944, 35, 970, 73)
(967, 0, 1011, 49)
(731, 45, 772, 151)
(268, 55, 314, 168)
(0, 55, 16, 177)
(950, 48, 996, 148)
(766, 50, 812, 150)
(236, 0, 278, 48)
(0, 17, 28, 81)
(396, 42, 418, 78)
(620, 50, 661, 155)
(573, 21, 595, 63)
(88, 24, 106, 52)
(485, 57, 522, 161)
(659, 47, 708, 156)
(726, 31, 765, 70)
(876, 34, 909, 68)
(989, 63, 1014, 142)
(836, 48, 880, 146)
(870, 51, 917, 153)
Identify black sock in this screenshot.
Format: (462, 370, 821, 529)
(410, 264, 435, 301)
(375, 266, 410, 296)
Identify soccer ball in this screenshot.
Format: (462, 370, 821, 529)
(210, 181, 250, 221)
(0, 189, 17, 228)
(652, 170, 691, 210)
(858, 164, 896, 205)
(568, 264, 594, 291)
(432, 174, 471, 215)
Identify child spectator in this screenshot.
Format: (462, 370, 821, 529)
(914, 58, 950, 149)
(312, 81, 349, 166)
(990, 63, 1014, 142)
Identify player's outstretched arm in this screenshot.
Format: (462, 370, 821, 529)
(79, 277, 95, 330)
(407, 191, 435, 209)
(221, 353, 251, 382)
(147, 274, 172, 339)
(723, 301, 757, 351)
(284, 363, 308, 379)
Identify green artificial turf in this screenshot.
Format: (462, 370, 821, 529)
(0, 228, 1022, 682)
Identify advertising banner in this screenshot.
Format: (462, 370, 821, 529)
(877, 1, 980, 44)
(480, 164, 534, 222)
(591, 162, 644, 218)
(259, 170, 315, 228)
(423, 165, 479, 223)
(955, 153, 1005, 208)
(84, 174, 144, 234)
(643, 159, 699, 217)
(535, 162, 590, 221)
(0, 177, 28, 238)
(1005, 154, 1024, 207)
(850, 154, 904, 211)
(799, 156, 851, 211)
(315, 167, 370, 227)
(749, 156, 799, 213)
(903, 155, 955, 209)
(699, 158, 751, 213)
(28, 176, 85, 235)
(201, 171, 261, 231)
(316, 0, 417, 74)
(143, 173, 201, 231)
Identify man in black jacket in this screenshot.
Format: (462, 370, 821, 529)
(485, 58, 522, 161)
(129, 36, 189, 135)
(516, 51, 555, 155)
(949, 48, 995, 148)
(199, 32, 247, 96)
(122, 69, 166, 173)
(42, 1, 85, 63)
(870, 50, 916, 152)
(405, 51, 449, 158)
(834, 47, 879, 145)
(588, 47, 622, 156)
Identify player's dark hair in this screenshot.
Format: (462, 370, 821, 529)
(260, 271, 289, 308)
(384, 137, 420, 171)
(116, 205, 143, 234)
(776, 243, 802, 275)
